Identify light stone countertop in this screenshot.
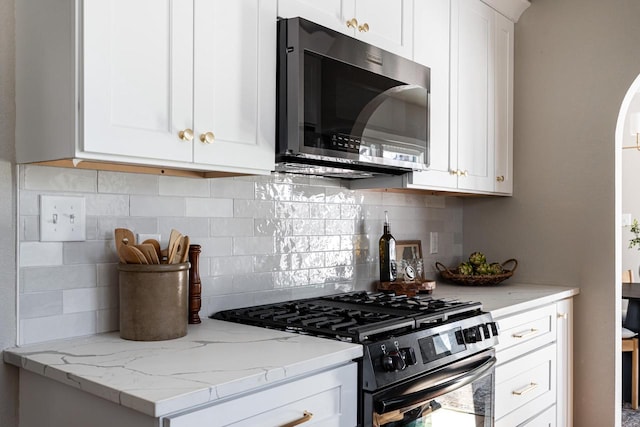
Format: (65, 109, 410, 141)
(430, 281, 580, 318)
(3, 282, 578, 419)
(3, 319, 363, 418)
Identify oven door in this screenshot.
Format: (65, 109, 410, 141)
(365, 349, 496, 427)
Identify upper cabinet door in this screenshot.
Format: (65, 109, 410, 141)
(353, 0, 413, 58)
(277, 0, 413, 58)
(192, 0, 276, 172)
(410, 0, 456, 189)
(494, 13, 514, 195)
(83, 0, 194, 162)
(277, 0, 351, 35)
(450, 0, 496, 193)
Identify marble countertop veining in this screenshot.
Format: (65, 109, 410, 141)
(3, 282, 578, 420)
(3, 319, 363, 418)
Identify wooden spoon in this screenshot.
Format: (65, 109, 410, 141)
(174, 235, 190, 264)
(135, 244, 160, 264)
(119, 245, 149, 264)
(167, 229, 183, 264)
(114, 228, 135, 251)
(142, 239, 162, 262)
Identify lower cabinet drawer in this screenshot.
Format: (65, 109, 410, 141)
(495, 344, 557, 425)
(163, 363, 358, 427)
(495, 304, 557, 364)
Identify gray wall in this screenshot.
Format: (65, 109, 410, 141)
(0, 0, 18, 425)
(463, 0, 640, 425)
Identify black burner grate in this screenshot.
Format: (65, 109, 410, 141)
(212, 291, 482, 343)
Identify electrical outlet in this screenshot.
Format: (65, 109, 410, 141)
(430, 232, 438, 254)
(40, 195, 86, 241)
(137, 234, 161, 244)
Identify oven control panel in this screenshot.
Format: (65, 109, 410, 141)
(361, 313, 500, 391)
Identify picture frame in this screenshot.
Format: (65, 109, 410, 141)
(396, 240, 422, 262)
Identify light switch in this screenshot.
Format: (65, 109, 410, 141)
(40, 195, 86, 241)
(623, 213, 633, 227)
(430, 232, 438, 254)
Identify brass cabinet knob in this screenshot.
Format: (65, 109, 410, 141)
(358, 23, 370, 32)
(178, 129, 194, 142)
(496, 175, 505, 182)
(346, 18, 358, 29)
(199, 132, 215, 144)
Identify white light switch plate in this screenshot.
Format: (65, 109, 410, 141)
(623, 213, 633, 227)
(40, 195, 86, 241)
(430, 232, 438, 254)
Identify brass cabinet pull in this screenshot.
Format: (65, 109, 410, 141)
(280, 411, 313, 427)
(358, 22, 370, 32)
(199, 131, 215, 144)
(512, 382, 538, 396)
(496, 175, 505, 182)
(346, 18, 358, 29)
(512, 328, 539, 339)
(558, 312, 568, 320)
(178, 129, 194, 142)
(450, 169, 468, 177)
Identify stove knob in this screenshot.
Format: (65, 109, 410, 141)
(489, 322, 500, 336)
(381, 350, 407, 372)
(463, 326, 479, 343)
(401, 347, 418, 366)
(480, 324, 491, 339)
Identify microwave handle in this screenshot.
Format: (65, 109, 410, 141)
(375, 355, 496, 414)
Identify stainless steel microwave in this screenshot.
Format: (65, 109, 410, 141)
(276, 17, 431, 178)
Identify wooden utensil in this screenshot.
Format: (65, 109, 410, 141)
(142, 239, 162, 262)
(174, 235, 190, 264)
(119, 245, 149, 264)
(135, 244, 160, 264)
(167, 229, 183, 264)
(114, 228, 135, 251)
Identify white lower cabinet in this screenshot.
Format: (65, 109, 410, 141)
(164, 363, 358, 427)
(17, 363, 358, 427)
(494, 300, 573, 427)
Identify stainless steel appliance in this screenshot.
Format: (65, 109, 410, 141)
(213, 291, 499, 426)
(276, 18, 431, 178)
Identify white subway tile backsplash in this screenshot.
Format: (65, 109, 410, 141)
(130, 195, 186, 217)
(20, 242, 63, 267)
(23, 165, 97, 192)
(18, 165, 464, 345)
(160, 176, 210, 197)
(197, 237, 233, 257)
(63, 241, 119, 265)
(63, 286, 117, 314)
(210, 218, 254, 237)
(211, 255, 254, 276)
(233, 236, 275, 256)
(210, 178, 255, 199)
(21, 265, 97, 292)
(185, 197, 233, 217)
(20, 291, 63, 319)
(20, 312, 97, 345)
(234, 199, 275, 218)
(98, 171, 159, 195)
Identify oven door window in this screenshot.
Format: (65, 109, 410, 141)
(303, 51, 428, 166)
(372, 352, 495, 427)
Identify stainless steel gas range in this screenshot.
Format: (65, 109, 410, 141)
(213, 291, 499, 427)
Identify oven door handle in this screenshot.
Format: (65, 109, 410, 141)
(375, 355, 497, 414)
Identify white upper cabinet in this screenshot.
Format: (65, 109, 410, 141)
(494, 12, 514, 194)
(407, 0, 456, 189)
(277, 0, 413, 58)
(16, 0, 276, 176)
(388, 0, 514, 195)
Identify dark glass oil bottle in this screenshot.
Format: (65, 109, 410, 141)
(379, 211, 397, 282)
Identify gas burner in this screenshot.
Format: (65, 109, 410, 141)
(213, 291, 483, 343)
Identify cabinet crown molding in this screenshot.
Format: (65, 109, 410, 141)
(481, 0, 531, 22)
